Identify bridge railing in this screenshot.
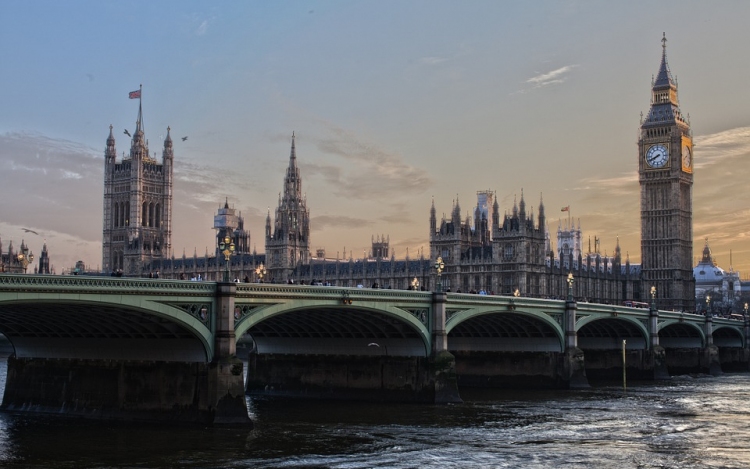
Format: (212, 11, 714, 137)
(0, 274, 216, 294)
(235, 283, 433, 302)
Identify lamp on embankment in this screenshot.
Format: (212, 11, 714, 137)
(218, 235, 235, 282)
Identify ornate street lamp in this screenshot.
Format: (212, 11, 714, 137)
(705, 294, 711, 315)
(434, 256, 445, 292)
(218, 235, 235, 282)
(255, 263, 267, 283)
(411, 277, 420, 291)
(744, 302, 748, 319)
(566, 273, 574, 302)
(513, 288, 520, 298)
(650, 285, 657, 309)
(17, 247, 34, 274)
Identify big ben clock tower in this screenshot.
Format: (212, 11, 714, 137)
(639, 34, 694, 311)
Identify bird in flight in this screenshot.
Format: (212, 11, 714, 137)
(124, 129, 131, 137)
(22, 228, 39, 235)
(182, 136, 188, 141)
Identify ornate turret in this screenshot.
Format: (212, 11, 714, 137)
(266, 132, 311, 281)
(538, 194, 545, 230)
(38, 243, 50, 274)
(701, 238, 712, 264)
(430, 197, 437, 235)
(492, 197, 500, 232)
(105, 125, 116, 162)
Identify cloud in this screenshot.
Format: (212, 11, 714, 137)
(693, 126, 750, 169)
(307, 125, 433, 199)
(525, 65, 578, 89)
(419, 56, 448, 66)
(578, 172, 638, 195)
(311, 215, 373, 230)
(196, 19, 209, 36)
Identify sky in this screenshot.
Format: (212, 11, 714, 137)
(2, 1, 750, 276)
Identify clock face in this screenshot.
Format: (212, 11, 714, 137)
(646, 144, 669, 168)
(682, 145, 692, 170)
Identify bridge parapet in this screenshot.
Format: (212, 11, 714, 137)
(0, 274, 216, 296)
(236, 283, 433, 302)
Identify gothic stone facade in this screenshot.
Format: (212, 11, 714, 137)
(102, 102, 173, 275)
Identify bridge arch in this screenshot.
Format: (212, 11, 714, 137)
(236, 302, 431, 357)
(657, 320, 706, 348)
(0, 298, 213, 362)
(446, 308, 564, 352)
(576, 315, 649, 350)
(713, 325, 744, 348)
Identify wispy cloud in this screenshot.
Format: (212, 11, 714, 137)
(693, 126, 750, 169)
(525, 65, 579, 89)
(306, 124, 433, 199)
(311, 215, 373, 231)
(419, 56, 448, 66)
(196, 19, 209, 36)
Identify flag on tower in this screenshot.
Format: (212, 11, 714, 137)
(561, 206, 570, 212)
(129, 89, 141, 99)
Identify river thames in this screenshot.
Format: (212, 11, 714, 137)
(0, 361, 748, 468)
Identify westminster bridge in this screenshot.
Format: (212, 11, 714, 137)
(0, 274, 747, 424)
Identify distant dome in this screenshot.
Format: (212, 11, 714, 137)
(694, 262, 726, 285)
(693, 239, 725, 286)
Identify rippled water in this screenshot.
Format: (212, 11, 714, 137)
(0, 360, 748, 468)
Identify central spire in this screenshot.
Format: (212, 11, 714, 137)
(654, 32, 675, 90)
(642, 33, 687, 128)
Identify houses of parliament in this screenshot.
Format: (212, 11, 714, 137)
(98, 37, 700, 312)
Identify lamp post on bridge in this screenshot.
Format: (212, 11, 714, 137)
(649, 285, 660, 350)
(218, 235, 235, 283)
(16, 246, 34, 274)
(744, 303, 749, 351)
(434, 256, 444, 292)
(705, 294, 711, 317)
(566, 272, 574, 302)
(411, 277, 420, 291)
(255, 262, 266, 283)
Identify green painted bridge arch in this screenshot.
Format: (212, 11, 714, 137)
(656, 317, 708, 348)
(0, 274, 217, 362)
(575, 304, 651, 351)
(444, 295, 566, 353)
(233, 284, 433, 357)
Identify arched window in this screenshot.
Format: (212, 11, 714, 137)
(125, 202, 130, 226)
(155, 204, 161, 228)
(142, 202, 148, 227)
(114, 203, 119, 228)
(148, 202, 154, 227)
